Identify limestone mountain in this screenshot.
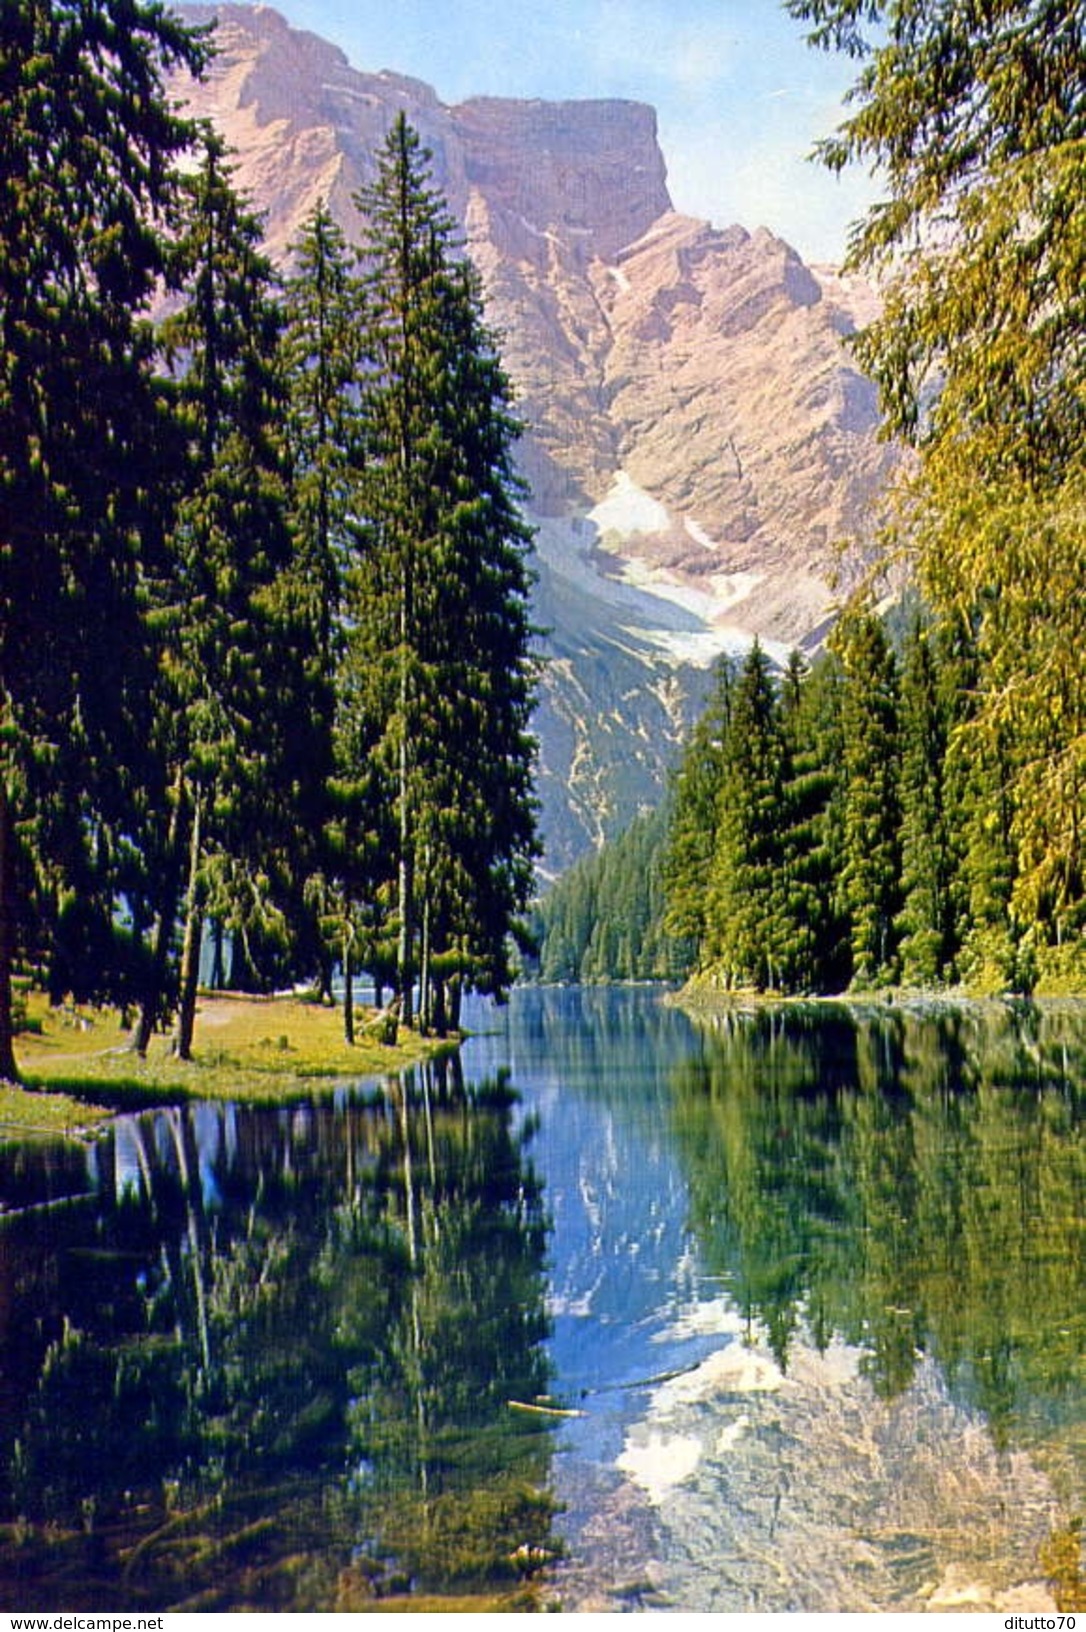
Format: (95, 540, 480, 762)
(174, 4, 896, 872)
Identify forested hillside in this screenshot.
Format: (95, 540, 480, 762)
(537, 584, 1086, 998)
(664, 620, 988, 995)
(779, 0, 1086, 993)
(524, 805, 687, 985)
(0, 4, 537, 1080)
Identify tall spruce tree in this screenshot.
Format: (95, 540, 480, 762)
(345, 114, 538, 1030)
(283, 202, 365, 668)
(896, 620, 958, 986)
(663, 655, 734, 965)
(705, 643, 790, 991)
(0, 0, 206, 1081)
(778, 651, 843, 993)
(958, 725, 1024, 992)
(281, 202, 367, 1014)
(137, 134, 309, 1059)
(833, 607, 902, 988)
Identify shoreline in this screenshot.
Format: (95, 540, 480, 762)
(666, 980, 1086, 1018)
(0, 990, 457, 1144)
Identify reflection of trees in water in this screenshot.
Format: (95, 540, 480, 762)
(672, 1003, 1086, 1445)
(501, 984, 700, 1099)
(0, 1059, 555, 1610)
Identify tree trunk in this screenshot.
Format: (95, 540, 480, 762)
(173, 789, 204, 1061)
(0, 778, 20, 1084)
(318, 946, 335, 1006)
(397, 819, 414, 1027)
(343, 930, 355, 1046)
(228, 931, 252, 992)
(210, 921, 226, 989)
(397, 521, 414, 1025)
(134, 764, 185, 1058)
(418, 856, 431, 1035)
(134, 899, 176, 1058)
(431, 975, 447, 1039)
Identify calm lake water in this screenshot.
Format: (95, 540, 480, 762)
(1, 987, 1084, 1612)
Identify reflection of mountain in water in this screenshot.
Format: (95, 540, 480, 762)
(607, 999, 1086, 1614)
(612, 1319, 1067, 1614)
(0, 1061, 555, 1611)
(670, 1001, 1086, 1434)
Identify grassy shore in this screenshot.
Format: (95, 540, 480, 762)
(0, 989, 452, 1140)
(669, 972, 1086, 1016)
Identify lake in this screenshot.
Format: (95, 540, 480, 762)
(1, 986, 1083, 1611)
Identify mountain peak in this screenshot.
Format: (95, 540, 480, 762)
(171, 4, 895, 867)
(176, 5, 670, 263)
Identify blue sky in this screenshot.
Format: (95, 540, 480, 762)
(266, 0, 878, 264)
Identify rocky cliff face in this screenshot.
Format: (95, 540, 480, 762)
(173, 5, 896, 872)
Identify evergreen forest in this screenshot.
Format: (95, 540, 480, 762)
(537, 0, 1086, 1000)
(535, 603, 1086, 998)
(0, 4, 539, 1082)
(525, 804, 687, 985)
(662, 617, 1027, 997)
(780, 0, 1086, 991)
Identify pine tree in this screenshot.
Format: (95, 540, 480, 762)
(663, 655, 734, 963)
(778, 651, 842, 993)
(344, 115, 538, 1031)
(283, 202, 366, 665)
(833, 608, 901, 988)
(0, 0, 207, 1080)
(411, 247, 539, 1026)
(957, 723, 1024, 993)
(281, 202, 368, 1015)
(801, 651, 852, 990)
(137, 135, 308, 1058)
(896, 619, 958, 986)
(706, 643, 790, 991)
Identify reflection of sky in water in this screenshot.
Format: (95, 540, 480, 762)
(461, 990, 735, 1465)
(112, 1118, 145, 1201)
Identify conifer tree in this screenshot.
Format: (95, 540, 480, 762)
(833, 608, 901, 987)
(778, 651, 843, 993)
(137, 135, 308, 1058)
(790, 0, 1086, 984)
(706, 643, 790, 991)
(281, 202, 368, 1013)
(801, 652, 852, 989)
(0, 0, 206, 1080)
(896, 620, 958, 986)
(957, 726, 1024, 993)
(345, 115, 538, 1029)
(663, 656, 734, 963)
(283, 202, 365, 666)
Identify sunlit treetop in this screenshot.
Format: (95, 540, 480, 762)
(787, 0, 1086, 466)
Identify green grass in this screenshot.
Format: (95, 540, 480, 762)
(0, 1078, 113, 1140)
(2, 990, 454, 1139)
